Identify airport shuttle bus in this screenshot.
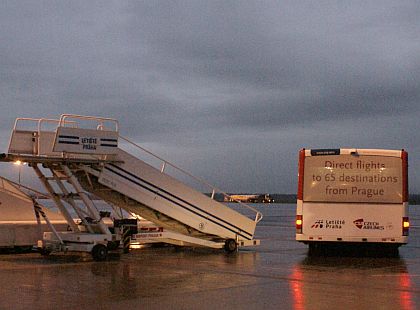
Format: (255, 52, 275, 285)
(296, 148, 409, 251)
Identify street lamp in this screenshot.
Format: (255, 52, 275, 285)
(13, 160, 25, 186)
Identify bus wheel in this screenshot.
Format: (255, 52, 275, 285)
(92, 244, 108, 261)
(224, 239, 237, 253)
(308, 243, 322, 256)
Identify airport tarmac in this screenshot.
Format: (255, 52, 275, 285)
(0, 204, 418, 310)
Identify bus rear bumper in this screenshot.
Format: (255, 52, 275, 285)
(297, 240, 407, 257)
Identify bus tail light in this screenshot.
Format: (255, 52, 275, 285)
(297, 149, 305, 201)
(296, 215, 303, 234)
(402, 217, 409, 236)
(402, 150, 409, 202)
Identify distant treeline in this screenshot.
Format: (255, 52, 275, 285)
(410, 194, 420, 205)
(208, 193, 420, 205)
(269, 194, 297, 203)
(207, 193, 297, 203)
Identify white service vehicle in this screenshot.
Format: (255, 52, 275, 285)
(296, 148, 409, 251)
(0, 177, 68, 250)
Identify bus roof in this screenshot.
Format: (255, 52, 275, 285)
(304, 148, 404, 157)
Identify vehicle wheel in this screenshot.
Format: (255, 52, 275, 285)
(92, 244, 108, 261)
(224, 239, 237, 253)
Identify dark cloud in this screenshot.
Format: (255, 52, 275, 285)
(1, 1, 419, 192)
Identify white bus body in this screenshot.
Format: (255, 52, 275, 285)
(0, 178, 67, 249)
(296, 148, 409, 249)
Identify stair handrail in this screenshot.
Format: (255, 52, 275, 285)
(13, 117, 41, 131)
(58, 114, 119, 132)
(0, 176, 49, 201)
(37, 118, 77, 133)
(119, 135, 263, 223)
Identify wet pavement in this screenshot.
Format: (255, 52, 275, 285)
(0, 204, 419, 310)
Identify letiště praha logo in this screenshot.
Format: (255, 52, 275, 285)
(311, 219, 344, 229)
(311, 219, 324, 228)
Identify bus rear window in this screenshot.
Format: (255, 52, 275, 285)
(303, 154, 403, 203)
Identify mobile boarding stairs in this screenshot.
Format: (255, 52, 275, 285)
(0, 114, 262, 260)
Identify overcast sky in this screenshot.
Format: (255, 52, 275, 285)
(1, 1, 420, 193)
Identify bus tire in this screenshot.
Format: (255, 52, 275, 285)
(308, 243, 323, 256)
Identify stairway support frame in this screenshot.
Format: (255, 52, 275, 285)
(32, 164, 80, 232)
(61, 165, 110, 235)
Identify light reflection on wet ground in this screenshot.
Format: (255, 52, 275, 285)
(0, 204, 418, 309)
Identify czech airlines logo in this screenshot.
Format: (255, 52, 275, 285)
(353, 218, 384, 230)
(353, 218, 364, 229)
(311, 220, 324, 228)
